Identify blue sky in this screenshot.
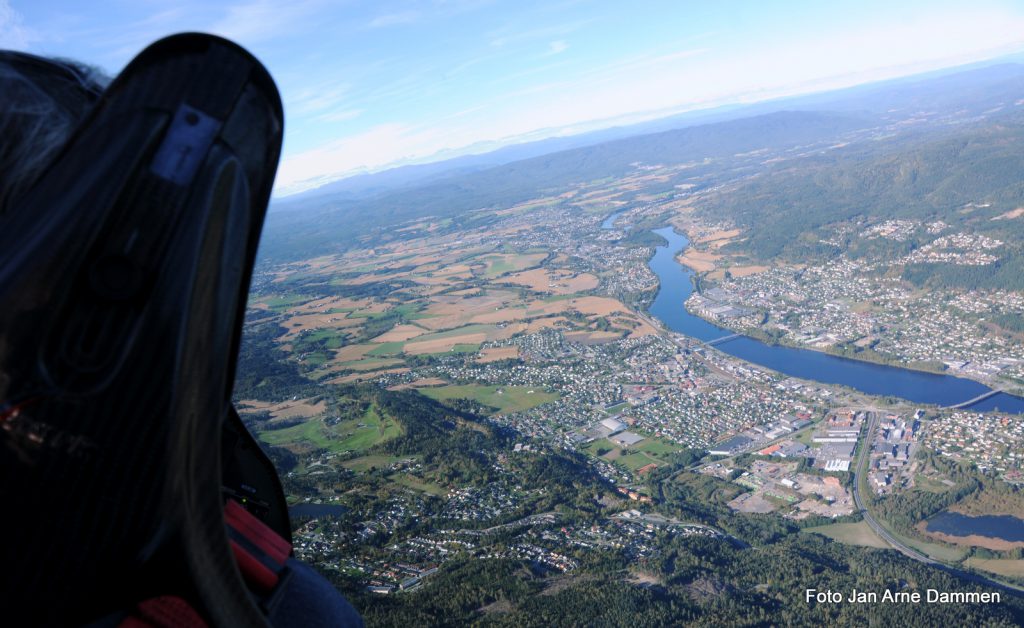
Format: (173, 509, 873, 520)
(4, 0, 1024, 196)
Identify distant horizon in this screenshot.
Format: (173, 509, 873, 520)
(7, 0, 1024, 196)
(272, 49, 1024, 202)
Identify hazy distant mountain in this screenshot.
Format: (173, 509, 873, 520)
(259, 109, 872, 261)
(258, 60, 1024, 263)
(272, 59, 1024, 211)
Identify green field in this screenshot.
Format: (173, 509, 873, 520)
(805, 521, 890, 549)
(391, 474, 448, 496)
(634, 438, 686, 458)
(262, 293, 311, 312)
(348, 303, 422, 319)
(259, 405, 402, 453)
(412, 324, 494, 342)
(914, 474, 956, 493)
(367, 341, 406, 356)
(342, 454, 409, 472)
(419, 384, 559, 414)
(300, 351, 331, 367)
(292, 328, 349, 355)
(337, 358, 404, 371)
(479, 253, 545, 278)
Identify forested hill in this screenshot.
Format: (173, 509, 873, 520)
(697, 106, 1024, 289)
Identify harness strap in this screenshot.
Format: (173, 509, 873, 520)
(224, 498, 292, 594)
(118, 499, 293, 626)
(118, 596, 208, 628)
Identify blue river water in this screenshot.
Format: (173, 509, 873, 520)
(926, 512, 1024, 543)
(641, 224, 1024, 412)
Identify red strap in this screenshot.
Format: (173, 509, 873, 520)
(224, 498, 292, 594)
(118, 501, 292, 625)
(224, 499, 291, 564)
(228, 539, 280, 594)
(118, 596, 208, 628)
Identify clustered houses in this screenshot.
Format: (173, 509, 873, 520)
(900, 233, 1003, 266)
(922, 411, 1024, 480)
(294, 501, 732, 594)
(684, 223, 1024, 388)
(861, 219, 919, 241)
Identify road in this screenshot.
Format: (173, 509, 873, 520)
(852, 411, 936, 564)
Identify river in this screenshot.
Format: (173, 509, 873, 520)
(637, 222, 1024, 412)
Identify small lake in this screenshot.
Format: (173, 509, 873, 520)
(289, 503, 348, 519)
(926, 511, 1024, 543)
(639, 224, 1024, 412)
(601, 211, 625, 229)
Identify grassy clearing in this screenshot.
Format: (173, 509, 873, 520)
(342, 454, 410, 472)
(299, 351, 331, 367)
(805, 521, 890, 549)
(914, 474, 955, 493)
(260, 418, 338, 451)
(420, 384, 558, 414)
(391, 474, 447, 496)
(292, 329, 349, 354)
(259, 405, 402, 453)
(970, 558, 1024, 578)
(262, 293, 311, 311)
(367, 342, 406, 356)
(602, 402, 630, 415)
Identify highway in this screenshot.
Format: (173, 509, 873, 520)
(852, 412, 936, 565)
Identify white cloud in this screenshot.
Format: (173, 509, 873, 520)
(0, 0, 38, 50)
(211, 0, 322, 44)
(488, 19, 590, 47)
(547, 40, 568, 55)
(276, 123, 447, 195)
(287, 79, 352, 115)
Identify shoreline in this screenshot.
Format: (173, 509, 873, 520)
(682, 299, 1024, 401)
(643, 223, 1024, 407)
(671, 230, 1022, 401)
(915, 521, 1024, 552)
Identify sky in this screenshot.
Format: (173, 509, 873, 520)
(4, 0, 1024, 196)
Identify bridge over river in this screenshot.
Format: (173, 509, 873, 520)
(945, 388, 1002, 409)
